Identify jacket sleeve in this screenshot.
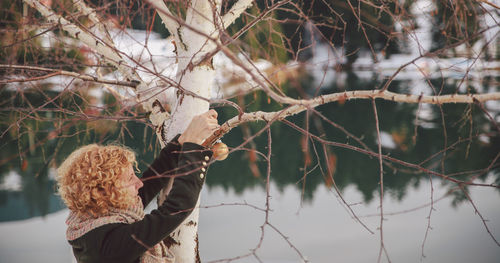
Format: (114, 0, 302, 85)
(99, 142, 212, 261)
(138, 134, 182, 207)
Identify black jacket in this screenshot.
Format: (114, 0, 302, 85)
(68, 137, 212, 263)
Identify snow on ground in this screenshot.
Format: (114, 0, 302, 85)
(0, 171, 22, 191)
(378, 131, 397, 149)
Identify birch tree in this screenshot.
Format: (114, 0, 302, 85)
(1, 0, 500, 262)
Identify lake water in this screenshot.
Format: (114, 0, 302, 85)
(0, 179, 499, 262)
(1, 74, 499, 262)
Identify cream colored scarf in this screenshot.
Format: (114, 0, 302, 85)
(66, 197, 174, 263)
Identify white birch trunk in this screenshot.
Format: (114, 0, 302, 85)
(158, 1, 218, 262)
(155, 0, 254, 260)
(160, 60, 215, 263)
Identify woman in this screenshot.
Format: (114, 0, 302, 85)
(57, 110, 219, 263)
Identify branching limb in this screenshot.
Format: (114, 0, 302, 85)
(221, 0, 254, 28)
(203, 89, 500, 146)
(146, 0, 182, 45)
(71, 0, 114, 47)
(0, 64, 139, 87)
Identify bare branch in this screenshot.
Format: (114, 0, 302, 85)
(460, 184, 500, 246)
(0, 64, 139, 87)
(202, 89, 500, 146)
(372, 99, 390, 263)
(479, 0, 500, 9)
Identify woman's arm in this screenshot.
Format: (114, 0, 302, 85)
(138, 135, 182, 207)
(139, 109, 219, 207)
(98, 143, 212, 261)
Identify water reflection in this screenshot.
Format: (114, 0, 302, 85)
(0, 171, 63, 221)
(197, 181, 500, 263)
(0, 74, 499, 222)
(2, 181, 498, 262)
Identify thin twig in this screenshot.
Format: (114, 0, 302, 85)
(372, 99, 391, 263)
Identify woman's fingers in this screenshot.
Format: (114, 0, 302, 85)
(201, 109, 217, 119)
(204, 110, 219, 127)
(210, 123, 220, 130)
(208, 109, 218, 119)
(179, 110, 219, 144)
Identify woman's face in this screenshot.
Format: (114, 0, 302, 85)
(120, 164, 144, 197)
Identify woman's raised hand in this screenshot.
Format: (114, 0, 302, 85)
(178, 109, 220, 145)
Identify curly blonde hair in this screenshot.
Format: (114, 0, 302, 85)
(57, 144, 138, 217)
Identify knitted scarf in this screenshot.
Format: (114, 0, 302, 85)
(66, 196, 174, 263)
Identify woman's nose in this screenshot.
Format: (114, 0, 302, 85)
(135, 177, 144, 190)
